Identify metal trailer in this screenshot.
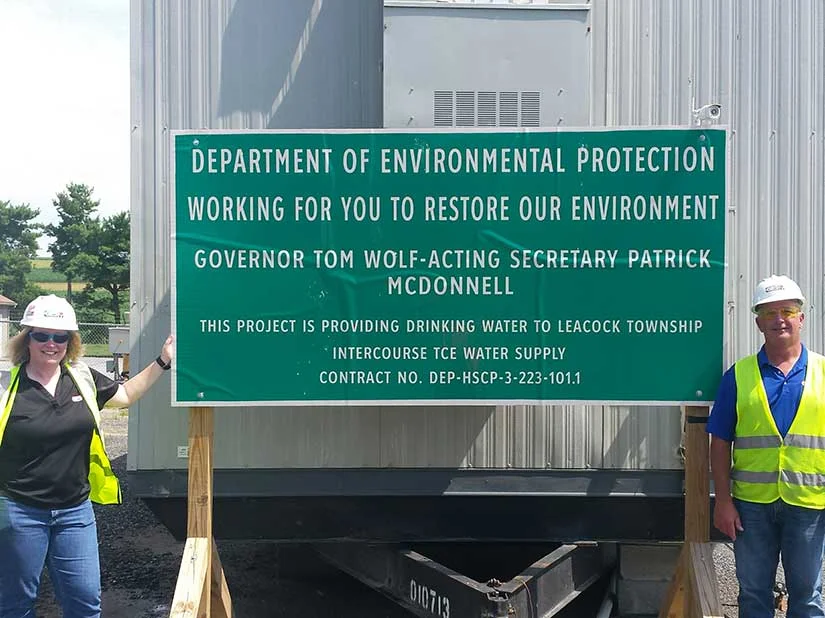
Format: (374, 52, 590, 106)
(130, 0, 825, 615)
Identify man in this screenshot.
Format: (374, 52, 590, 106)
(708, 275, 825, 618)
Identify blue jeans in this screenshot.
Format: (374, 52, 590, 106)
(0, 495, 101, 618)
(734, 498, 825, 618)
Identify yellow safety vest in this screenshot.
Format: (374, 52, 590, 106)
(0, 362, 121, 505)
(731, 351, 825, 509)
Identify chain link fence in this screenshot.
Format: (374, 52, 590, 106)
(0, 319, 128, 377)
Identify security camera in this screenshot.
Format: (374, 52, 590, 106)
(694, 103, 722, 121)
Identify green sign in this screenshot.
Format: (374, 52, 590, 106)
(172, 128, 726, 407)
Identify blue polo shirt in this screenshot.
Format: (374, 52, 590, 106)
(707, 345, 808, 442)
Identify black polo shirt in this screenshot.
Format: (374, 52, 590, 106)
(0, 363, 119, 509)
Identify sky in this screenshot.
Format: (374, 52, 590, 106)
(0, 0, 129, 255)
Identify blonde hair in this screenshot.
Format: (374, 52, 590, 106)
(9, 327, 84, 366)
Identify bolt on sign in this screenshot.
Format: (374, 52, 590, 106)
(171, 127, 726, 407)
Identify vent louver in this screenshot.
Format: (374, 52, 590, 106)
(433, 90, 454, 127)
(477, 91, 497, 127)
(520, 91, 540, 127)
(498, 91, 519, 127)
(433, 90, 540, 127)
(455, 91, 475, 127)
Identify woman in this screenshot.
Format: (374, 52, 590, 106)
(0, 294, 174, 618)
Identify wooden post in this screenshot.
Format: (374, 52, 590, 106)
(189, 407, 213, 618)
(122, 353, 130, 378)
(684, 406, 710, 543)
(169, 407, 233, 618)
(210, 538, 234, 616)
(170, 538, 210, 618)
(187, 407, 214, 539)
(659, 405, 723, 618)
(686, 543, 723, 618)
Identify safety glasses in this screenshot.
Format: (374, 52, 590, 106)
(29, 331, 70, 344)
(757, 307, 801, 320)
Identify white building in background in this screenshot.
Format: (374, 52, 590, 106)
(0, 294, 17, 359)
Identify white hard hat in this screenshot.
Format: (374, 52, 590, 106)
(751, 275, 806, 313)
(20, 294, 79, 331)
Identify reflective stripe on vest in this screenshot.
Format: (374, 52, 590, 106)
(732, 470, 825, 487)
(732, 351, 825, 509)
(0, 362, 121, 505)
(0, 370, 21, 446)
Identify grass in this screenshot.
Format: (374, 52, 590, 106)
(29, 270, 69, 283)
(83, 343, 110, 357)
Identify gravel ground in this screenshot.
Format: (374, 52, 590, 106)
(714, 542, 744, 618)
(16, 390, 793, 617)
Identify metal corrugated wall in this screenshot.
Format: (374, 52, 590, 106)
(130, 0, 824, 474)
(587, 0, 825, 469)
(593, 0, 824, 358)
(128, 0, 386, 472)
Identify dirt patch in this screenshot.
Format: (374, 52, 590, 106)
(101, 589, 169, 618)
(130, 526, 183, 556)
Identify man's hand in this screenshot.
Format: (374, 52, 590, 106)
(713, 498, 744, 540)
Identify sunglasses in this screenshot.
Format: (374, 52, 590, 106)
(29, 331, 70, 344)
(757, 307, 801, 320)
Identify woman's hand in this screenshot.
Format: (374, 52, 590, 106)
(159, 335, 175, 365)
(107, 334, 177, 408)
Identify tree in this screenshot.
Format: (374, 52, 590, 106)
(0, 200, 43, 305)
(71, 288, 129, 324)
(73, 212, 130, 323)
(45, 183, 99, 302)
(44, 182, 131, 323)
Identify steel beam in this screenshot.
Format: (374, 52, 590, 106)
(315, 542, 616, 618)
